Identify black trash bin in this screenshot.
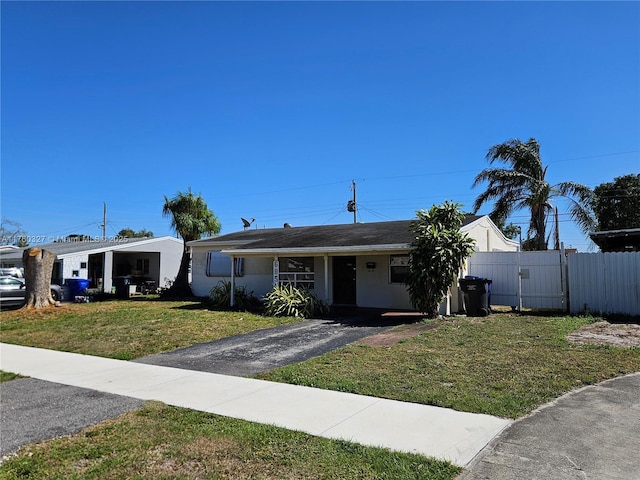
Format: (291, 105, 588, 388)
(459, 277, 492, 317)
(113, 276, 133, 299)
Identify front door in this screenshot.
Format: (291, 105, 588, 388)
(333, 256, 356, 305)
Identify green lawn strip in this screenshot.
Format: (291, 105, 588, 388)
(0, 299, 300, 360)
(258, 314, 640, 419)
(0, 402, 460, 480)
(0, 370, 23, 382)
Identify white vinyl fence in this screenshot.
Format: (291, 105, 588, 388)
(466, 250, 640, 316)
(466, 251, 566, 310)
(567, 252, 640, 316)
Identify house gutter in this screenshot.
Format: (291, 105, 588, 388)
(220, 243, 411, 257)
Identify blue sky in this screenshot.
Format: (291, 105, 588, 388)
(2, 1, 639, 251)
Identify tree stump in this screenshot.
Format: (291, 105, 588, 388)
(22, 247, 57, 309)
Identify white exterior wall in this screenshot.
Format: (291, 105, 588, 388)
(103, 251, 114, 292)
(355, 255, 412, 309)
(60, 254, 90, 280)
(190, 247, 273, 298)
(464, 218, 519, 252)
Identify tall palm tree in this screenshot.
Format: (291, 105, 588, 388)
(472, 138, 594, 250)
(163, 188, 221, 296)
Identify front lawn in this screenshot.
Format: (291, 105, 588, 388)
(0, 298, 300, 360)
(2, 301, 639, 479)
(259, 313, 640, 419)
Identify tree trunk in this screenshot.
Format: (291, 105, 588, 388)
(166, 243, 193, 297)
(22, 247, 57, 309)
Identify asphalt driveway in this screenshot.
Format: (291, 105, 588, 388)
(133, 316, 398, 376)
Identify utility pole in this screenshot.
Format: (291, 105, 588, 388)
(100, 202, 107, 240)
(553, 207, 560, 251)
(347, 180, 357, 224)
(352, 180, 356, 224)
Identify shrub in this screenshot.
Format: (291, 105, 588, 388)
(263, 284, 329, 319)
(208, 280, 260, 311)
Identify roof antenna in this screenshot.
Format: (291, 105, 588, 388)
(241, 217, 255, 230)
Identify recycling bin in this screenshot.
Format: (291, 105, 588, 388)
(66, 278, 90, 300)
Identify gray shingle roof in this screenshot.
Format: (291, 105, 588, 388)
(190, 216, 481, 251)
(0, 237, 167, 261)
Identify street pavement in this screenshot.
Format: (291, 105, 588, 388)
(459, 372, 640, 479)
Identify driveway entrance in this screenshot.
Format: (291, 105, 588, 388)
(134, 316, 395, 377)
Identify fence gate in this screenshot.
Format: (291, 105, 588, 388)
(467, 251, 566, 310)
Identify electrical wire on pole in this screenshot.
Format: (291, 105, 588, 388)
(347, 180, 357, 224)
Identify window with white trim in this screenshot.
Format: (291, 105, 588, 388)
(279, 257, 314, 289)
(389, 254, 410, 284)
(206, 251, 244, 277)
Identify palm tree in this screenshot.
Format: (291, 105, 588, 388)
(163, 188, 221, 296)
(472, 138, 594, 250)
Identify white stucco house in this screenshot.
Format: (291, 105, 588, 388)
(0, 236, 183, 294)
(188, 216, 518, 314)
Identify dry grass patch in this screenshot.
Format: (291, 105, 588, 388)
(567, 321, 640, 348)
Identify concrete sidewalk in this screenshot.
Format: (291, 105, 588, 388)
(0, 342, 510, 467)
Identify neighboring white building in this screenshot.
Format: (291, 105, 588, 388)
(189, 216, 518, 314)
(0, 236, 183, 293)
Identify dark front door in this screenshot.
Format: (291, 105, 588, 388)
(333, 256, 356, 305)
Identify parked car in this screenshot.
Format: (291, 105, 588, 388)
(0, 267, 24, 278)
(0, 276, 64, 308)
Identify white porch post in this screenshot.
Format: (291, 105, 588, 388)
(230, 254, 235, 307)
(324, 253, 330, 304)
(273, 256, 279, 286)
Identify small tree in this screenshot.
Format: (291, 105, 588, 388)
(406, 202, 476, 318)
(22, 247, 57, 309)
(593, 174, 640, 231)
(0, 218, 28, 246)
(117, 228, 154, 238)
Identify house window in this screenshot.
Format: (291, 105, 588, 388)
(136, 259, 150, 275)
(80, 262, 87, 269)
(389, 255, 410, 284)
(279, 257, 314, 289)
(206, 251, 244, 277)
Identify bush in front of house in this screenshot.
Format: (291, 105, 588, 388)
(263, 284, 329, 319)
(208, 280, 260, 312)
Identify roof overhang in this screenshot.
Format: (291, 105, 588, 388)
(221, 243, 411, 257)
(590, 228, 640, 252)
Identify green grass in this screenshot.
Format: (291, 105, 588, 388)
(0, 401, 460, 480)
(2, 301, 639, 478)
(0, 298, 300, 360)
(258, 313, 640, 419)
(0, 370, 23, 382)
